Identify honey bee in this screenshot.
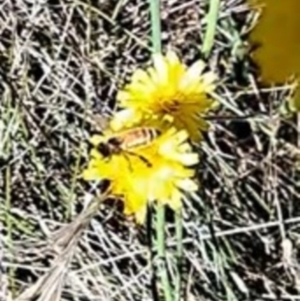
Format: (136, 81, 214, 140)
(96, 123, 161, 167)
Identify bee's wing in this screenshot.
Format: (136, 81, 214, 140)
(90, 114, 111, 132)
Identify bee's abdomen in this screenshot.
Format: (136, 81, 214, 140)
(122, 128, 160, 149)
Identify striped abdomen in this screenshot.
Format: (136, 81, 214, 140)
(114, 127, 160, 150)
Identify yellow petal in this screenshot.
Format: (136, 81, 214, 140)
(162, 114, 174, 123)
(175, 129, 189, 144)
(202, 72, 218, 89)
(135, 206, 147, 224)
(82, 167, 102, 181)
(90, 135, 104, 146)
(153, 53, 168, 83)
(188, 60, 206, 77)
(116, 90, 130, 102)
(132, 68, 150, 83)
(177, 178, 198, 192)
(166, 50, 180, 65)
(171, 153, 199, 166)
(110, 109, 140, 131)
(179, 61, 205, 89)
(169, 188, 183, 210)
(90, 148, 103, 159)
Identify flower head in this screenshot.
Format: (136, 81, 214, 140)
(111, 51, 217, 141)
(82, 127, 199, 223)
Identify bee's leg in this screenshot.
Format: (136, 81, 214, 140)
(123, 153, 133, 171)
(127, 151, 152, 167)
(138, 155, 152, 167)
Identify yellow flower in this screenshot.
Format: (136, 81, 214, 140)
(111, 51, 217, 141)
(82, 128, 199, 223)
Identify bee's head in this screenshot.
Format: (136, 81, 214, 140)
(107, 137, 120, 145)
(97, 142, 111, 157)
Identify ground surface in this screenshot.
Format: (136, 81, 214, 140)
(0, 0, 299, 300)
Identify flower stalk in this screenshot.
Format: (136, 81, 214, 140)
(148, 0, 172, 300)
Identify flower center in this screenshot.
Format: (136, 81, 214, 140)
(160, 99, 180, 114)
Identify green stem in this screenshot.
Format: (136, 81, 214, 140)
(148, 0, 162, 53)
(174, 208, 183, 301)
(156, 204, 173, 301)
(202, 0, 220, 58)
(148, 1, 173, 299)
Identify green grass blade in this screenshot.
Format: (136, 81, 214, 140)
(202, 0, 220, 58)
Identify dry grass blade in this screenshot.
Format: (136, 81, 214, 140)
(50, 192, 110, 254)
(14, 252, 72, 301)
(14, 192, 110, 301)
(0, 229, 8, 301)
